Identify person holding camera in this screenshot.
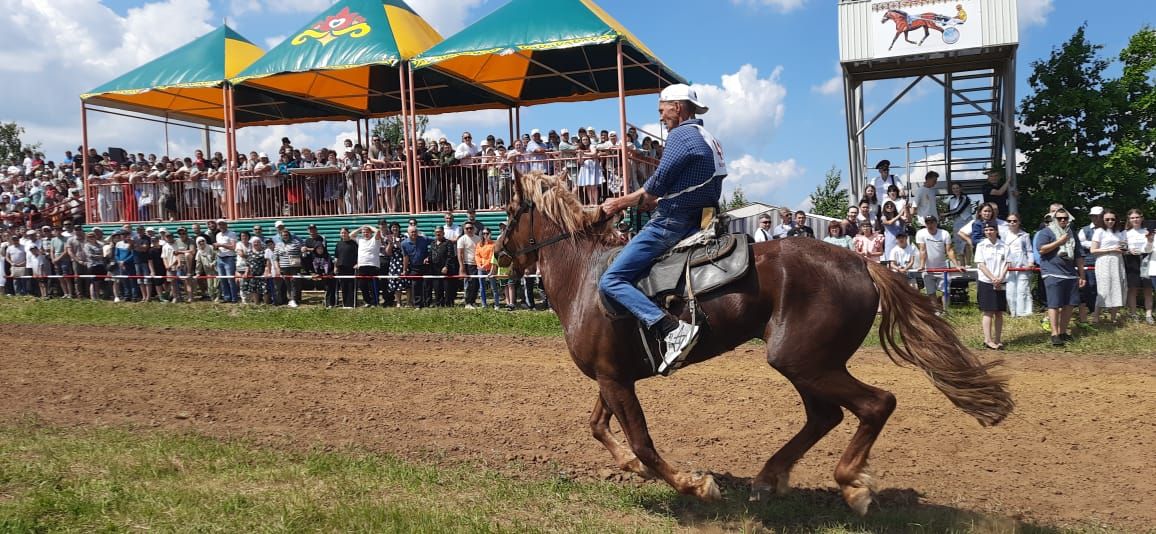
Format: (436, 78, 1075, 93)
(1033, 208, 1086, 346)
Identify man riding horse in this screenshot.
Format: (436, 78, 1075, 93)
(598, 84, 726, 376)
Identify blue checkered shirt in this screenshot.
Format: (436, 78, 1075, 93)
(643, 119, 723, 220)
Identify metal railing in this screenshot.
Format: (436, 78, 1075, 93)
(84, 149, 660, 223)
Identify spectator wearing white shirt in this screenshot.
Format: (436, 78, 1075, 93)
(457, 222, 482, 308)
(214, 220, 239, 304)
(974, 221, 1009, 350)
(1002, 214, 1034, 317)
(1123, 209, 1153, 323)
(1089, 210, 1126, 323)
(872, 160, 905, 198)
(887, 232, 919, 287)
(753, 215, 773, 242)
(911, 171, 939, 222)
(354, 225, 383, 307)
(526, 129, 549, 173)
(5, 234, 28, 296)
(772, 207, 794, 239)
(916, 215, 957, 304)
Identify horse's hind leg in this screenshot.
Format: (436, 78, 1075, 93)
(750, 387, 843, 501)
(822, 369, 897, 515)
(918, 26, 930, 45)
(589, 394, 656, 479)
(598, 377, 720, 501)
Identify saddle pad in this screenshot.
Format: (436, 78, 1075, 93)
(597, 233, 752, 319)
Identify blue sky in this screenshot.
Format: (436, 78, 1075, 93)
(3, 0, 1151, 210)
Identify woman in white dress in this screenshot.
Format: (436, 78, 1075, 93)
(1124, 209, 1153, 323)
(1002, 214, 1034, 317)
(1089, 209, 1127, 322)
(575, 136, 603, 205)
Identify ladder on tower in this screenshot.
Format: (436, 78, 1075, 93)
(944, 69, 1004, 195)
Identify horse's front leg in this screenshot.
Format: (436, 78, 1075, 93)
(597, 377, 720, 501)
(889, 32, 902, 50)
(589, 394, 657, 479)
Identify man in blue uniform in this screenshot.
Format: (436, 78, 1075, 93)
(598, 84, 726, 376)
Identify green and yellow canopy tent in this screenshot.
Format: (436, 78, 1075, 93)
(409, 0, 685, 107)
(81, 25, 356, 127)
(230, 0, 515, 117)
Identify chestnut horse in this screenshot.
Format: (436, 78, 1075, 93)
(494, 171, 1013, 515)
(881, 9, 944, 51)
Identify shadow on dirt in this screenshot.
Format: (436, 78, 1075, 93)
(635, 472, 1062, 533)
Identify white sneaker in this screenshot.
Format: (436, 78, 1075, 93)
(288, 300, 298, 308)
(464, 304, 476, 309)
(114, 297, 121, 303)
(657, 321, 700, 376)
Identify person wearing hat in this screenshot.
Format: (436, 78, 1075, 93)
(598, 83, 724, 376)
(526, 128, 549, 173)
(872, 160, 905, 198)
(5, 234, 29, 296)
(1033, 208, 1086, 346)
(213, 219, 239, 304)
(981, 166, 1011, 220)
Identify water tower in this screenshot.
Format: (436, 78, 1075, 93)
(838, 0, 1019, 207)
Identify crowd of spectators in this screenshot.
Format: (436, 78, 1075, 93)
(761, 160, 1154, 348)
(0, 211, 548, 312)
(74, 125, 663, 224)
(1, 149, 86, 231)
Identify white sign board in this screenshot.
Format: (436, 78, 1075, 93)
(871, 0, 982, 59)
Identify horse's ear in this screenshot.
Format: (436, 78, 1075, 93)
(511, 168, 524, 200)
(557, 168, 570, 182)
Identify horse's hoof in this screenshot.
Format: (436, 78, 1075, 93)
(749, 473, 789, 502)
(693, 473, 721, 502)
(748, 482, 772, 502)
(843, 485, 873, 516)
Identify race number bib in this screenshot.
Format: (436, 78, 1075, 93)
(691, 125, 727, 178)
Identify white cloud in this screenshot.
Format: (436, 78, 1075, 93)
(228, 0, 263, 18)
(725, 155, 803, 203)
(691, 64, 787, 155)
(812, 64, 842, 96)
(1017, 0, 1053, 29)
(731, 0, 807, 14)
(0, 0, 215, 159)
(420, 127, 449, 144)
(263, 34, 286, 49)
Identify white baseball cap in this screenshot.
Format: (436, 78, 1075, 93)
(559, 128, 569, 135)
(659, 83, 709, 114)
(274, 220, 285, 227)
(530, 128, 541, 136)
(1089, 206, 1104, 216)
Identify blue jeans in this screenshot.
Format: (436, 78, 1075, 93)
(216, 256, 238, 303)
(599, 214, 699, 327)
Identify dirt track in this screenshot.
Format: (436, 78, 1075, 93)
(1, 326, 1154, 530)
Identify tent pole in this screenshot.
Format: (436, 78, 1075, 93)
(409, 62, 423, 213)
(399, 62, 413, 214)
(224, 84, 236, 220)
(508, 108, 514, 146)
(616, 39, 628, 195)
(81, 101, 92, 225)
(515, 107, 521, 140)
(164, 119, 170, 158)
(356, 120, 362, 148)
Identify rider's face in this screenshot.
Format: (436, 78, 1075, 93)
(658, 101, 681, 130)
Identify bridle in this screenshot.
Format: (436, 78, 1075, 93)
(496, 198, 572, 261)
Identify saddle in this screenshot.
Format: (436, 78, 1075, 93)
(597, 229, 753, 320)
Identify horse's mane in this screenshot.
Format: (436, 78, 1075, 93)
(516, 171, 622, 246)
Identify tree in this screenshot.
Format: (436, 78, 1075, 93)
(371, 115, 429, 146)
(809, 166, 850, 218)
(0, 122, 41, 165)
(1016, 25, 1113, 226)
(724, 186, 749, 211)
(1103, 26, 1156, 218)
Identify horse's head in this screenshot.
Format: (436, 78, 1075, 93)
(494, 168, 619, 270)
(881, 9, 898, 23)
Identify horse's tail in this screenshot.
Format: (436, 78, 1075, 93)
(866, 261, 1013, 427)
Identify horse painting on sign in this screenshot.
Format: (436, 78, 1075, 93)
(881, 9, 946, 50)
(493, 170, 1013, 515)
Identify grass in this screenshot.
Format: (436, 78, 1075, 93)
(1, 296, 1154, 356)
(0, 419, 1113, 533)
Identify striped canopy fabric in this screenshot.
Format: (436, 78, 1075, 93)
(82, 25, 355, 127)
(232, 0, 514, 117)
(410, 0, 685, 107)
